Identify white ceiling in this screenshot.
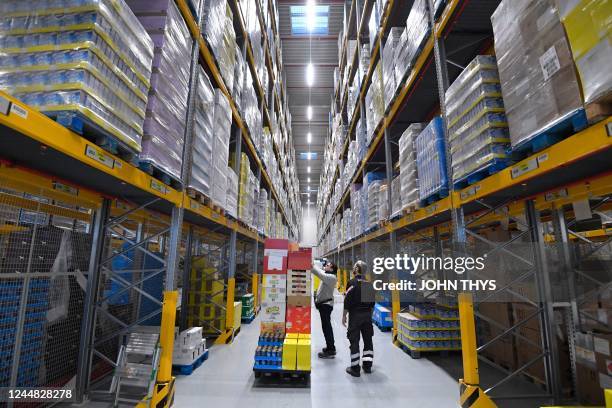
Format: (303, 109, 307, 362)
(278, 0, 343, 205)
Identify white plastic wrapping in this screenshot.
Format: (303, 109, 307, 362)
(491, 0, 583, 149)
(399, 123, 424, 210)
(0, 0, 155, 152)
(189, 66, 215, 196)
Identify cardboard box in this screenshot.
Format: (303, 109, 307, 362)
(297, 339, 311, 371)
(260, 301, 286, 323)
(176, 327, 203, 349)
(262, 274, 287, 288)
(477, 302, 517, 370)
(282, 338, 297, 370)
(287, 295, 311, 308)
(285, 333, 299, 339)
(260, 322, 285, 333)
(286, 304, 311, 333)
(264, 239, 289, 274)
(298, 333, 311, 340)
(261, 286, 287, 302)
(287, 248, 312, 270)
(577, 362, 605, 405)
(593, 333, 612, 390)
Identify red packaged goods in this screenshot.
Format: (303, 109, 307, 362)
(287, 248, 313, 270)
(264, 239, 289, 274)
(285, 305, 311, 333)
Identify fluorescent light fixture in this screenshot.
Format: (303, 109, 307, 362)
(307, 152, 311, 160)
(307, 177, 311, 183)
(307, 132, 312, 143)
(307, 166, 311, 173)
(307, 105, 313, 120)
(306, 0, 316, 32)
(306, 62, 314, 87)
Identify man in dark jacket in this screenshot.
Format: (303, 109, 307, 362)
(342, 260, 375, 377)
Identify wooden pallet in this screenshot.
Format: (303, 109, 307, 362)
(186, 188, 211, 205)
(586, 96, 612, 125)
(139, 160, 183, 190)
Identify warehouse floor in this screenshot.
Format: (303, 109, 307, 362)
(174, 294, 460, 407)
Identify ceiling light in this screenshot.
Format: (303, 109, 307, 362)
(307, 132, 312, 143)
(307, 105, 313, 120)
(306, 62, 314, 87)
(307, 152, 311, 160)
(307, 166, 311, 173)
(306, 0, 316, 32)
(307, 177, 311, 183)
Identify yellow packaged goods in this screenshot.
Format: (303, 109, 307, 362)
(281, 338, 298, 370)
(296, 339, 311, 371)
(555, 0, 612, 103)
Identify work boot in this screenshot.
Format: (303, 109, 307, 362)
(318, 349, 335, 359)
(363, 365, 372, 374)
(322, 347, 336, 355)
(346, 366, 361, 377)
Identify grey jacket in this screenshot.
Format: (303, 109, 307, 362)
(312, 265, 337, 306)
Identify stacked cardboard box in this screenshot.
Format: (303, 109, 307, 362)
(173, 327, 207, 366)
(238, 153, 254, 225)
(445, 55, 510, 184)
(377, 182, 389, 222)
(367, 180, 381, 229)
(394, 0, 429, 87)
(128, 0, 191, 181)
(396, 311, 461, 351)
(491, 0, 583, 150)
(189, 68, 215, 197)
(414, 117, 448, 203)
(241, 293, 255, 320)
(261, 239, 289, 333)
(391, 175, 402, 218)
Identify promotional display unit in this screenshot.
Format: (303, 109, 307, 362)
(253, 241, 312, 383)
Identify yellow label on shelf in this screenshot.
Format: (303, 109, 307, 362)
(52, 181, 78, 196)
(150, 179, 168, 195)
(85, 145, 114, 169)
(511, 157, 538, 179)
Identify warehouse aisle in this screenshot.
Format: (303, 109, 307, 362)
(174, 295, 460, 408)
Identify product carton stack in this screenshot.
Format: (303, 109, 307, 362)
(189, 68, 215, 198)
(0, 0, 154, 156)
(283, 248, 312, 372)
(394, 0, 429, 86)
(203, 0, 236, 94)
(382, 27, 402, 110)
(211, 91, 232, 207)
(238, 153, 255, 225)
(399, 123, 424, 212)
(396, 305, 461, 355)
(574, 331, 612, 405)
(491, 0, 584, 151)
(173, 327, 207, 367)
(127, 0, 192, 183)
(260, 239, 289, 333)
(226, 166, 238, 218)
(414, 117, 448, 205)
(391, 175, 402, 218)
(365, 62, 385, 144)
(445, 55, 510, 186)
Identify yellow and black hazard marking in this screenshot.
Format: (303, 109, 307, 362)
(459, 381, 497, 408)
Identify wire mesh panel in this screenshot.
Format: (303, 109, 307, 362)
(185, 229, 229, 338)
(88, 203, 170, 389)
(0, 175, 96, 406)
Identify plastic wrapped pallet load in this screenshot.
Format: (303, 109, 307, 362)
(0, 0, 154, 154)
(189, 67, 215, 197)
(391, 175, 402, 218)
(398, 123, 425, 211)
(377, 182, 389, 222)
(445, 56, 510, 185)
(203, 0, 235, 94)
(211, 90, 232, 207)
(226, 166, 238, 218)
(414, 117, 448, 204)
(491, 0, 584, 150)
(555, 0, 612, 105)
(128, 0, 192, 182)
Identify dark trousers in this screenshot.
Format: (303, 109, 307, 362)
(318, 304, 335, 351)
(347, 309, 374, 368)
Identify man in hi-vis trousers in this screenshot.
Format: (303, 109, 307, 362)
(342, 260, 375, 377)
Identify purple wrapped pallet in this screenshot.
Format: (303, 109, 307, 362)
(189, 67, 215, 196)
(127, 0, 192, 181)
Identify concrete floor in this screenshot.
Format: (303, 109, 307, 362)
(174, 295, 460, 408)
(75, 295, 552, 408)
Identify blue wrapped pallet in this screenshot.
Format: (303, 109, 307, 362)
(415, 117, 449, 205)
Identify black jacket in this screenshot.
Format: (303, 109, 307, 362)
(344, 276, 375, 312)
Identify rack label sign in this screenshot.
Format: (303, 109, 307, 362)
(85, 145, 114, 169)
(511, 158, 538, 179)
(426, 204, 438, 215)
(10, 103, 28, 119)
(544, 188, 568, 202)
(460, 185, 480, 201)
(190, 201, 201, 211)
(53, 181, 78, 196)
(150, 179, 168, 195)
(0, 96, 10, 115)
